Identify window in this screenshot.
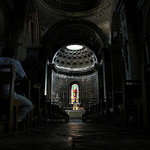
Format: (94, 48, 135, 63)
(71, 84, 79, 104)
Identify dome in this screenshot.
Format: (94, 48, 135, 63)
(52, 44, 97, 72)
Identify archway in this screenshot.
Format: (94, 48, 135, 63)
(41, 19, 108, 63)
(50, 44, 99, 109)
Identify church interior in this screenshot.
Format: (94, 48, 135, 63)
(0, 0, 150, 149)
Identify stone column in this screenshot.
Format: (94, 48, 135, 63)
(44, 63, 54, 124)
(96, 63, 104, 124)
(122, 1, 141, 81)
(102, 48, 112, 125)
(47, 63, 54, 102)
(110, 45, 124, 127)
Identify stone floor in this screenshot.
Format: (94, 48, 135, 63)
(0, 120, 150, 150)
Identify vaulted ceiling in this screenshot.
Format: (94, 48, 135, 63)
(29, 0, 115, 38)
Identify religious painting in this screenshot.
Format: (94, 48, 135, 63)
(71, 84, 79, 104)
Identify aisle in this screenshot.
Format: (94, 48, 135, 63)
(0, 121, 150, 150)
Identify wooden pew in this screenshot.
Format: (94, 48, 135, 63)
(15, 77, 35, 130)
(0, 65, 22, 133)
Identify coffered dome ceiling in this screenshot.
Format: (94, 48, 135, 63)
(52, 45, 97, 72)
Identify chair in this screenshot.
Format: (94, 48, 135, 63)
(0, 65, 21, 133)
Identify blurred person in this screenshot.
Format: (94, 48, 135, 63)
(0, 47, 33, 122)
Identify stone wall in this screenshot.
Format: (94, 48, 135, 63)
(51, 71, 99, 107)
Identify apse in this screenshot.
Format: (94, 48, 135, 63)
(51, 44, 99, 109)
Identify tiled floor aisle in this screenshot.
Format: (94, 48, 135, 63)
(0, 121, 150, 150)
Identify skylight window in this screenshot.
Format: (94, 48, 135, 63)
(66, 44, 83, 50)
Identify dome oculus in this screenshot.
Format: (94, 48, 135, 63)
(66, 45, 83, 50)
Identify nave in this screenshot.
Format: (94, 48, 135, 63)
(1, 0, 150, 148)
(0, 120, 150, 150)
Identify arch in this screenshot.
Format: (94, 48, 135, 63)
(41, 19, 108, 62)
(29, 12, 39, 45)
